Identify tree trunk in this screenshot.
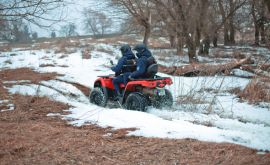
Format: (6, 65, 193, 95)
(195, 21, 201, 47)
(176, 32, 182, 55)
(174, 0, 198, 63)
(260, 7, 266, 44)
(219, 0, 230, 46)
(203, 35, 210, 54)
(259, 21, 265, 44)
(158, 55, 252, 77)
(143, 13, 151, 47)
(264, 0, 270, 13)
(224, 27, 230, 45)
(251, 1, 259, 45)
(213, 32, 218, 47)
(187, 36, 198, 63)
(255, 23, 259, 45)
(198, 40, 204, 55)
(143, 23, 151, 46)
(229, 0, 235, 45)
(169, 35, 176, 48)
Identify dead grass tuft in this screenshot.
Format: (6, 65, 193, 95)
(237, 77, 270, 104)
(151, 40, 164, 47)
(224, 87, 242, 95)
(97, 48, 114, 55)
(81, 50, 91, 59)
(54, 48, 76, 54)
(58, 65, 69, 68)
(0, 45, 12, 52)
(4, 60, 12, 64)
(58, 55, 68, 59)
(39, 64, 55, 67)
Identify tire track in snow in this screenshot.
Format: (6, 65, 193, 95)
(55, 79, 92, 97)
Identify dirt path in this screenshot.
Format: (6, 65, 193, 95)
(0, 68, 269, 164)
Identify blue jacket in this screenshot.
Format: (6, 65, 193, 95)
(111, 50, 135, 73)
(130, 49, 152, 78)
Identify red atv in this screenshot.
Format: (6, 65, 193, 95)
(89, 63, 173, 111)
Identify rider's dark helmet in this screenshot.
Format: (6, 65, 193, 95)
(119, 44, 131, 55)
(133, 43, 147, 56)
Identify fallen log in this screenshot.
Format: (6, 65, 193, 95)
(158, 55, 253, 77)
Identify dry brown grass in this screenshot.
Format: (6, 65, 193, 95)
(224, 87, 242, 95)
(81, 50, 91, 59)
(97, 48, 114, 55)
(58, 55, 68, 59)
(0, 68, 64, 84)
(0, 45, 12, 52)
(151, 39, 164, 48)
(39, 64, 55, 67)
(212, 49, 245, 59)
(4, 60, 12, 64)
(54, 48, 76, 54)
(237, 77, 270, 104)
(149, 39, 171, 49)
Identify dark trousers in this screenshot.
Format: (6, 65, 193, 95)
(112, 75, 124, 91)
(123, 72, 132, 87)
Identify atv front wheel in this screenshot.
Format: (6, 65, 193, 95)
(89, 87, 107, 107)
(126, 93, 147, 112)
(152, 89, 173, 109)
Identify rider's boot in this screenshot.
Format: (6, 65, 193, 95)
(114, 91, 123, 101)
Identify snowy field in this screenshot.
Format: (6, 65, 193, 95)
(0, 40, 270, 151)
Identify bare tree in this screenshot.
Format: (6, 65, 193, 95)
(51, 31, 56, 38)
(151, 0, 199, 63)
(108, 0, 152, 46)
(32, 31, 38, 39)
(0, 0, 71, 41)
(22, 25, 30, 39)
(60, 23, 77, 37)
(83, 8, 113, 38)
(264, 0, 270, 13)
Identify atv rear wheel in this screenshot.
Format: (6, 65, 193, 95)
(152, 89, 173, 109)
(89, 87, 107, 107)
(126, 93, 147, 112)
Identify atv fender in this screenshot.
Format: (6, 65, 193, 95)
(94, 76, 124, 89)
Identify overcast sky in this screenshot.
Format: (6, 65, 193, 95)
(31, 0, 119, 38)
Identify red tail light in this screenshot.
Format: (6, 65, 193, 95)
(159, 84, 165, 87)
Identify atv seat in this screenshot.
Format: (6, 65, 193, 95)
(97, 74, 115, 78)
(128, 64, 170, 81)
(144, 64, 158, 77)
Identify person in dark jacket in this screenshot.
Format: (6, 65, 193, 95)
(123, 43, 153, 87)
(111, 44, 135, 99)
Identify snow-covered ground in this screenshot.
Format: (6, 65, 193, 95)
(0, 40, 270, 151)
